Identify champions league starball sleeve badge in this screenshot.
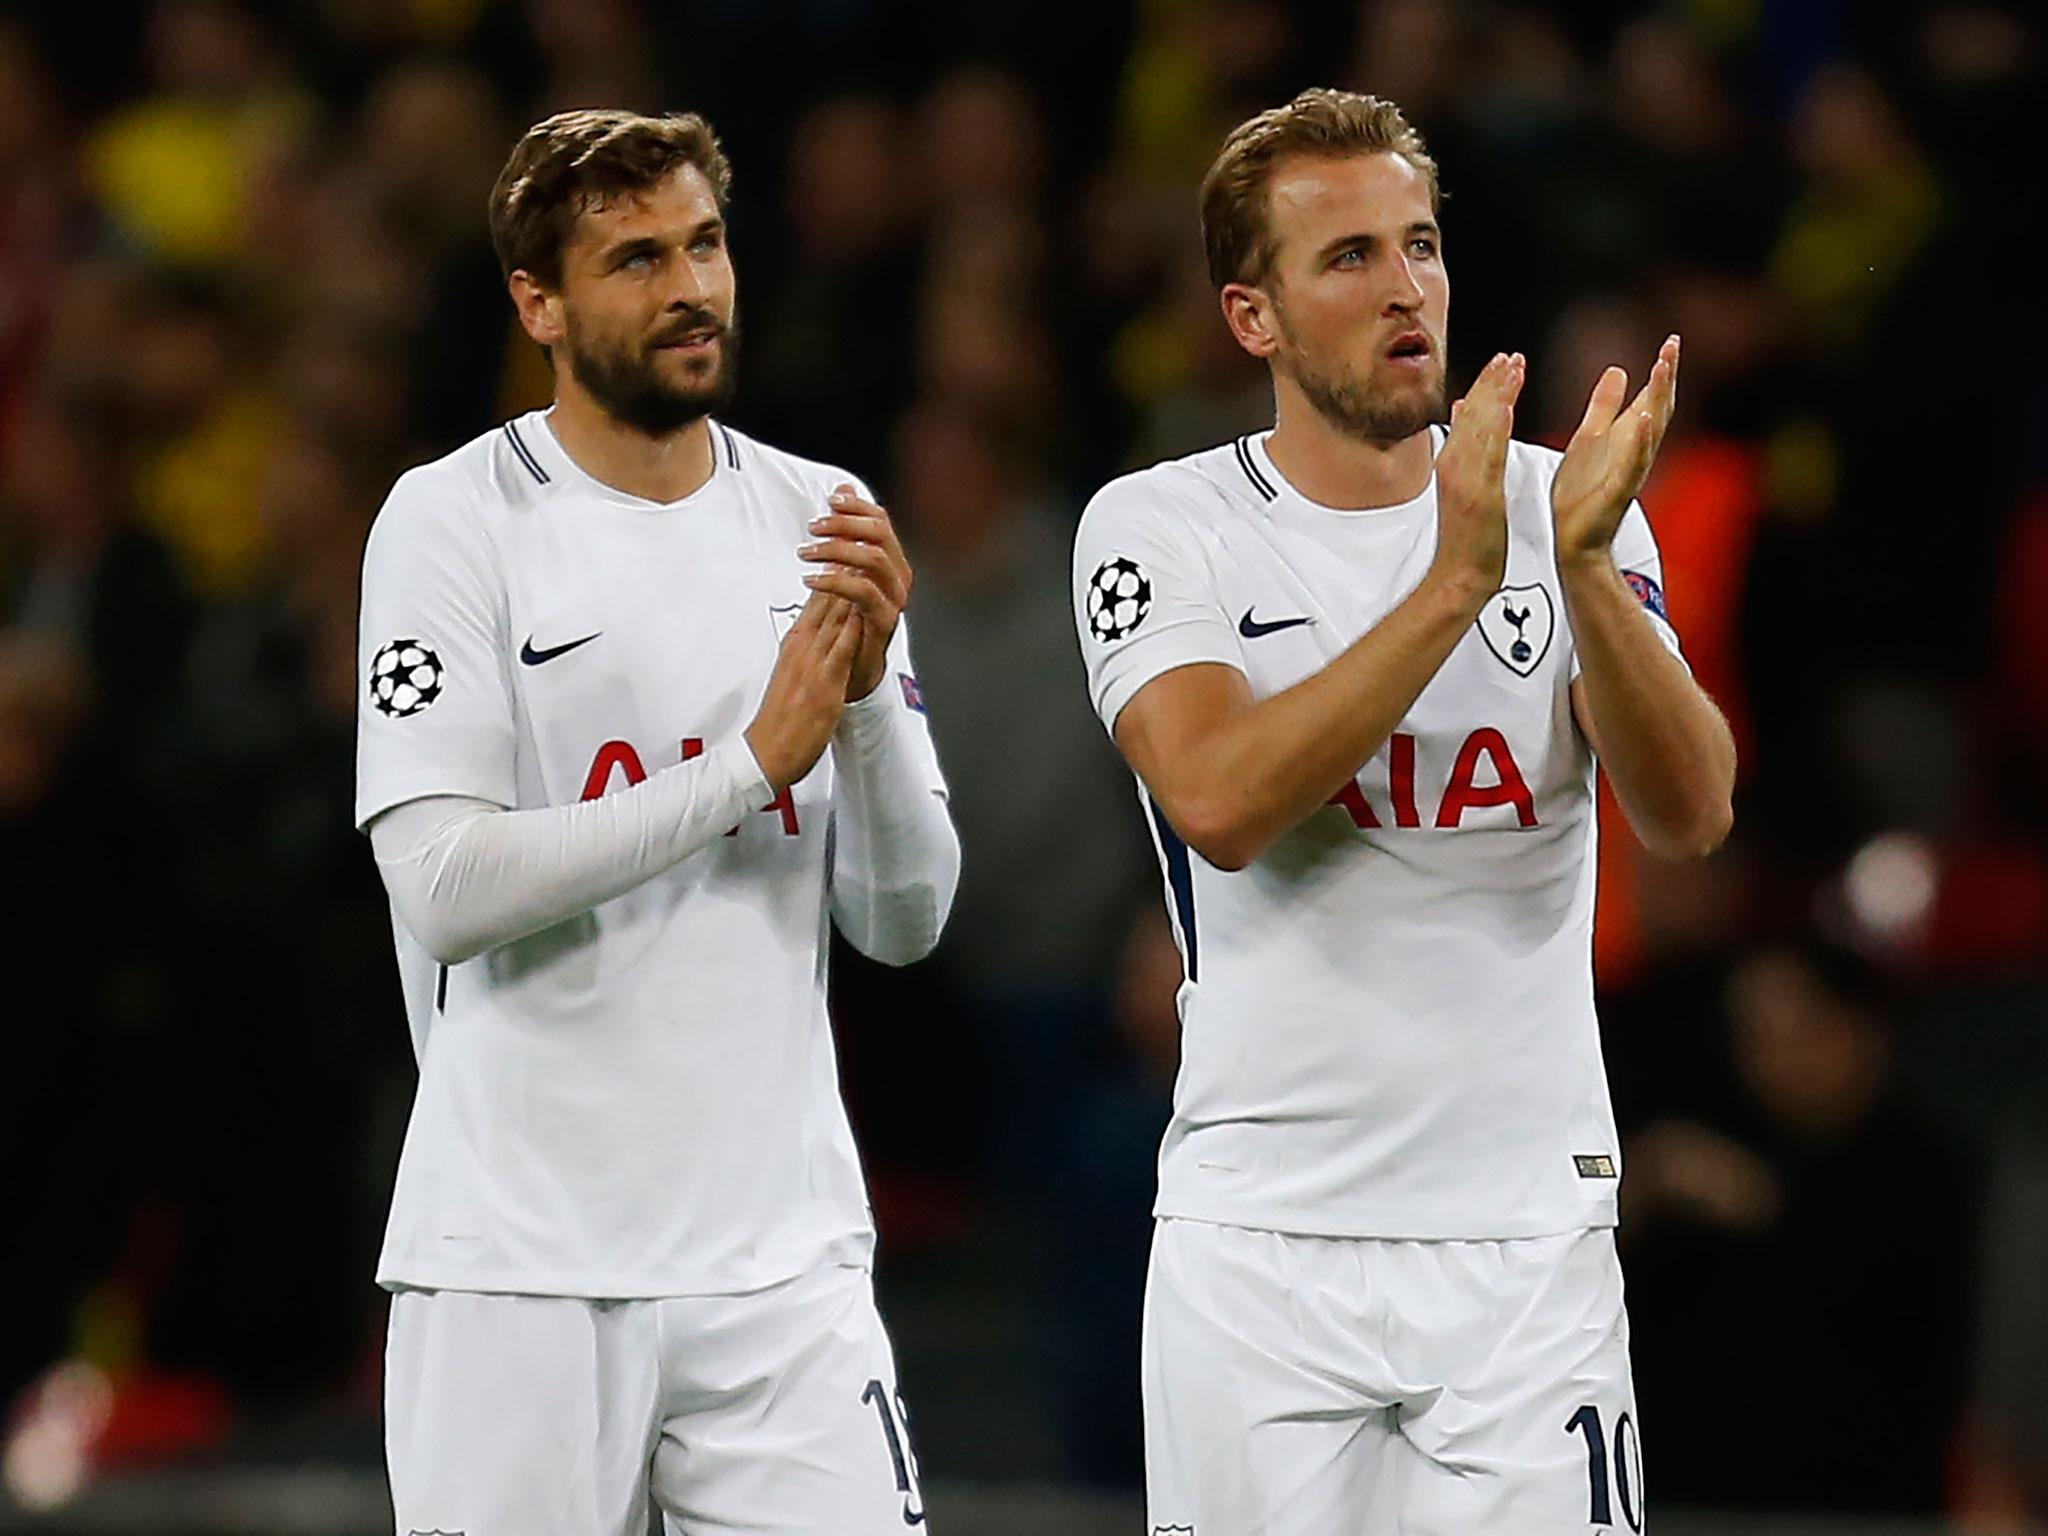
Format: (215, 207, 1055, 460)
(369, 638, 446, 718)
(1086, 557, 1154, 643)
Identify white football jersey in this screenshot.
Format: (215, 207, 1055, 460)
(1073, 427, 1684, 1241)
(355, 411, 943, 1298)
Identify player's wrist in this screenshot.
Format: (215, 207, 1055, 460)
(723, 732, 777, 807)
(835, 679, 902, 762)
(1556, 544, 1621, 584)
(1420, 559, 1498, 617)
(841, 676, 893, 718)
(741, 722, 801, 792)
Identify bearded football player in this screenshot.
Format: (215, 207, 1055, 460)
(356, 109, 955, 1535)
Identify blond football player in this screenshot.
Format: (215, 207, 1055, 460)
(1074, 89, 1734, 1535)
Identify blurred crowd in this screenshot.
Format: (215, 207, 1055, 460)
(2, 0, 2045, 1522)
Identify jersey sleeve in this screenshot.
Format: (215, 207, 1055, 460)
(841, 613, 948, 796)
(1072, 475, 1244, 736)
(1571, 499, 1687, 679)
(354, 468, 519, 829)
(828, 614, 959, 965)
(1611, 500, 1685, 657)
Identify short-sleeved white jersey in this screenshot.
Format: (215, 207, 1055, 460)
(1073, 427, 1683, 1241)
(355, 411, 943, 1298)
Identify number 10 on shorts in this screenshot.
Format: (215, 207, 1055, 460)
(1566, 1403, 1643, 1531)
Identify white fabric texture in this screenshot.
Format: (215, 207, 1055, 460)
(1072, 430, 1675, 1241)
(386, 1262, 926, 1536)
(828, 681, 960, 965)
(353, 412, 955, 1298)
(369, 691, 958, 970)
(1142, 1218, 1639, 1536)
(370, 737, 774, 965)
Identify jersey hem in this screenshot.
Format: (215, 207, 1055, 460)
(1097, 650, 1248, 737)
(1151, 1195, 1619, 1243)
(374, 1236, 877, 1300)
(356, 778, 516, 833)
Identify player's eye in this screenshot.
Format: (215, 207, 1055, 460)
(1332, 247, 1366, 269)
(1409, 237, 1438, 258)
(691, 232, 723, 255)
(617, 250, 657, 271)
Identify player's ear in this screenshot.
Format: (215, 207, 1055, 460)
(1221, 281, 1280, 361)
(508, 270, 567, 349)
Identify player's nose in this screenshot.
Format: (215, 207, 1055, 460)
(663, 266, 708, 306)
(660, 253, 713, 308)
(1384, 255, 1425, 313)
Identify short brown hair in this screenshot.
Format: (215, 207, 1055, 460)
(488, 109, 733, 288)
(1200, 88, 1439, 289)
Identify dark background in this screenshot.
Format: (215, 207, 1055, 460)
(2, 0, 2045, 1526)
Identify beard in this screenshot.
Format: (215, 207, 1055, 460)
(1272, 307, 1446, 447)
(564, 306, 741, 438)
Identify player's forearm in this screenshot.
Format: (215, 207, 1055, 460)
(827, 689, 959, 965)
(1563, 555, 1734, 859)
(1162, 568, 1489, 869)
(370, 739, 777, 964)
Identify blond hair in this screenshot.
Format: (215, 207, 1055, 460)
(1200, 88, 1439, 288)
(488, 108, 732, 288)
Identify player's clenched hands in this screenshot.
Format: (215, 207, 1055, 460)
(1551, 335, 1680, 566)
(1430, 351, 1524, 604)
(800, 484, 912, 701)
(743, 592, 862, 790)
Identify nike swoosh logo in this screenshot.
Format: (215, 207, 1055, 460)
(1238, 609, 1315, 638)
(520, 632, 601, 665)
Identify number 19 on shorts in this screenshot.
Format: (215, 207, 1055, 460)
(862, 1377, 927, 1526)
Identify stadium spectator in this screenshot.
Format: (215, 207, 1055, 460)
(1623, 942, 1973, 1513)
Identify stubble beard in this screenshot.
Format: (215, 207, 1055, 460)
(1273, 306, 1445, 448)
(564, 310, 742, 438)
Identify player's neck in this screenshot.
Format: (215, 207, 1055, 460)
(546, 384, 718, 504)
(1263, 387, 1436, 511)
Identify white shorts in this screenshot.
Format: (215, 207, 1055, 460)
(1143, 1219, 1642, 1536)
(385, 1262, 927, 1536)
